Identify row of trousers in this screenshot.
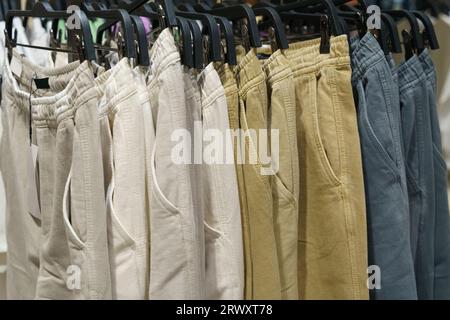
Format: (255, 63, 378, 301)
(1, 27, 449, 300)
(351, 33, 450, 299)
(0, 28, 243, 299)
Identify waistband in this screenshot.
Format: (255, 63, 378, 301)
(31, 61, 97, 127)
(284, 35, 350, 76)
(198, 62, 225, 109)
(95, 58, 137, 117)
(397, 55, 427, 93)
(417, 49, 436, 84)
(149, 28, 181, 76)
(11, 49, 80, 92)
(262, 49, 292, 85)
(350, 32, 387, 81)
(235, 49, 266, 99)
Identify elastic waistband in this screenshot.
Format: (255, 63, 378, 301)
(350, 32, 387, 81)
(284, 35, 351, 76)
(397, 55, 427, 92)
(31, 62, 97, 127)
(198, 62, 225, 109)
(235, 49, 266, 99)
(12, 49, 80, 92)
(262, 49, 292, 85)
(150, 28, 181, 76)
(2, 57, 91, 124)
(95, 58, 136, 116)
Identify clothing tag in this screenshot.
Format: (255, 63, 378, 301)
(34, 77, 50, 89)
(10, 55, 22, 78)
(26, 144, 41, 220)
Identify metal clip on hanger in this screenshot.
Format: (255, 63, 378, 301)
(380, 13, 402, 54)
(175, 5, 222, 62)
(208, 4, 262, 48)
(411, 10, 439, 50)
(252, 6, 289, 50)
(274, 0, 345, 36)
(185, 1, 236, 65)
(254, 1, 329, 53)
(5, 1, 96, 62)
(175, 16, 195, 68)
(384, 9, 424, 55)
(186, 18, 204, 69)
(129, 14, 150, 66)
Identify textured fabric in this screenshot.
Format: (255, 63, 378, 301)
(236, 49, 282, 300)
(215, 62, 250, 298)
(0, 59, 41, 299)
(351, 33, 415, 300)
(32, 61, 111, 299)
(198, 63, 244, 299)
(285, 35, 368, 299)
(96, 59, 149, 299)
(397, 53, 433, 300)
(418, 50, 450, 299)
(263, 50, 299, 300)
(147, 29, 205, 299)
(0, 52, 82, 297)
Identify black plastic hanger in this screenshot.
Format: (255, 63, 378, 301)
(126, 0, 177, 27)
(209, 4, 262, 48)
(275, 0, 344, 36)
(380, 13, 402, 53)
(384, 9, 424, 53)
(108, 0, 195, 68)
(176, 3, 229, 64)
(186, 18, 204, 69)
(411, 10, 439, 50)
(214, 15, 237, 65)
(254, 1, 329, 51)
(129, 14, 150, 66)
(252, 6, 289, 50)
(99, 0, 178, 35)
(175, 7, 222, 62)
(175, 16, 194, 68)
(81, 2, 136, 59)
(5, 1, 96, 61)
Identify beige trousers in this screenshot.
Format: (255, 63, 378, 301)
(285, 36, 369, 299)
(96, 59, 149, 299)
(236, 49, 282, 300)
(199, 63, 244, 299)
(263, 50, 300, 300)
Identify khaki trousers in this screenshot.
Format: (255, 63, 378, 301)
(263, 50, 300, 300)
(285, 36, 369, 299)
(236, 49, 282, 300)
